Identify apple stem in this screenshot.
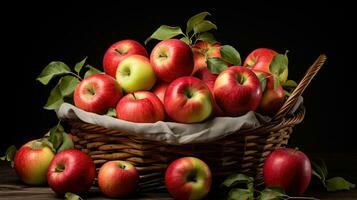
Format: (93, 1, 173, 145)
(69, 72, 82, 81)
(55, 164, 65, 173)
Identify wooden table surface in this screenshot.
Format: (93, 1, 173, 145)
(1, 153, 357, 199)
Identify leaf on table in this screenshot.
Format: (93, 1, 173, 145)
(222, 173, 254, 188)
(145, 25, 184, 45)
(326, 177, 356, 191)
(207, 58, 229, 74)
(1, 145, 17, 167)
(257, 187, 286, 200)
(65, 192, 83, 200)
(84, 64, 102, 78)
(197, 32, 217, 44)
(37, 61, 71, 85)
(74, 57, 87, 74)
(220, 45, 241, 66)
(186, 11, 211, 34)
(228, 188, 254, 200)
(193, 20, 217, 34)
(59, 76, 80, 97)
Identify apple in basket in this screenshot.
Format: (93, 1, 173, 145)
(253, 70, 285, 116)
(74, 74, 123, 114)
(213, 66, 262, 117)
(150, 39, 194, 82)
(47, 149, 96, 196)
(191, 41, 221, 75)
(116, 54, 157, 93)
(164, 76, 214, 123)
(103, 39, 148, 77)
(243, 48, 288, 83)
(14, 139, 55, 185)
(116, 91, 165, 123)
(263, 148, 312, 195)
(98, 160, 139, 197)
(165, 157, 212, 200)
(152, 81, 169, 104)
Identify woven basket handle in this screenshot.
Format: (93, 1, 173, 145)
(273, 54, 327, 120)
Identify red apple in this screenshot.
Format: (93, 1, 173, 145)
(263, 148, 312, 195)
(74, 74, 123, 114)
(152, 81, 169, 104)
(116, 91, 165, 123)
(47, 149, 96, 195)
(253, 70, 285, 116)
(165, 157, 212, 200)
(243, 48, 288, 83)
(98, 160, 139, 197)
(150, 39, 194, 82)
(103, 39, 148, 77)
(213, 66, 262, 117)
(164, 76, 214, 123)
(192, 41, 221, 75)
(14, 139, 55, 185)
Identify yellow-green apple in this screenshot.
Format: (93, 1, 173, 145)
(74, 74, 122, 114)
(164, 76, 214, 123)
(116, 91, 165, 123)
(214, 66, 262, 117)
(103, 39, 148, 77)
(253, 70, 285, 116)
(150, 39, 194, 82)
(116, 55, 156, 93)
(98, 160, 139, 197)
(14, 139, 55, 185)
(244, 48, 288, 83)
(192, 41, 221, 75)
(263, 148, 311, 195)
(47, 149, 96, 196)
(165, 157, 212, 200)
(152, 81, 169, 104)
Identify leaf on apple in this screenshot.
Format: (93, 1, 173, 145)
(228, 188, 254, 200)
(59, 76, 80, 97)
(257, 187, 286, 200)
(193, 20, 217, 34)
(74, 57, 87, 74)
(0, 145, 17, 168)
(106, 108, 117, 118)
(44, 82, 64, 110)
(282, 80, 298, 88)
(84, 64, 102, 78)
(186, 11, 211, 34)
(37, 61, 71, 85)
(256, 73, 267, 92)
(207, 58, 229, 74)
(222, 173, 254, 188)
(65, 192, 83, 200)
(326, 177, 356, 192)
(197, 32, 217, 44)
(269, 54, 288, 78)
(220, 45, 241, 66)
(145, 25, 184, 45)
(273, 75, 280, 90)
(180, 37, 191, 45)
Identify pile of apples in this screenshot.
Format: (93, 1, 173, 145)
(74, 38, 288, 124)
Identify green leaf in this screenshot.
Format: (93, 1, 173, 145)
(193, 20, 217, 34)
(106, 108, 117, 117)
(1, 145, 17, 168)
(74, 57, 87, 74)
(43, 82, 64, 110)
(145, 25, 184, 44)
(256, 73, 267, 92)
(49, 124, 65, 150)
(220, 45, 241, 65)
(282, 80, 298, 88)
(257, 187, 286, 200)
(222, 173, 254, 188)
(197, 32, 217, 44)
(65, 192, 83, 200)
(59, 76, 80, 97)
(180, 37, 191, 45)
(273, 75, 280, 90)
(207, 58, 229, 74)
(326, 177, 355, 191)
(284, 90, 291, 97)
(186, 11, 211, 34)
(38, 138, 56, 153)
(269, 54, 288, 78)
(84, 64, 102, 78)
(311, 159, 327, 183)
(37, 61, 71, 85)
(228, 188, 254, 200)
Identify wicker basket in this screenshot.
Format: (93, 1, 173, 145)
(67, 55, 326, 192)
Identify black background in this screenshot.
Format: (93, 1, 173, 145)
(1, 3, 353, 156)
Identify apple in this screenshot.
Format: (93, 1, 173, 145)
(152, 81, 169, 104)
(253, 70, 285, 116)
(150, 39, 194, 82)
(74, 73, 122, 114)
(14, 139, 55, 185)
(116, 55, 156, 93)
(192, 41, 221, 75)
(57, 132, 74, 153)
(164, 76, 214, 123)
(213, 66, 262, 117)
(116, 91, 165, 123)
(263, 148, 312, 195)
(103, 39, 148, 77)
(243, 48, 288, 83)
(165, 157, 212, 200)
(98, 160, 139, 197)
(47, 149, 96, 195)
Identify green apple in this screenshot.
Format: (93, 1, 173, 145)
(116, 55, 156, 93)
